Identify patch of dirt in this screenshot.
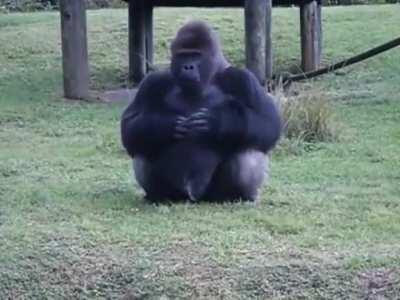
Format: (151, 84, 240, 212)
(3, 238, 400, 299)
(358, 268, 400, 300)
(1, 239, 225, 299)
(233, 261, 357, 299)
(155, 241, 232, 298)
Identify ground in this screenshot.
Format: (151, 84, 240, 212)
(0, 5, 400, 299)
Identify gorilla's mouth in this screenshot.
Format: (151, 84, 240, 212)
(180, 80, 203, 96)
(179, 77, 201, 87)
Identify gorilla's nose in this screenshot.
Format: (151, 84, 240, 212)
(182, 64, 195, 71)
(180, 63, 200, 82)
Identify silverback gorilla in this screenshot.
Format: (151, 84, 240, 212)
(121, 21, 281, 202)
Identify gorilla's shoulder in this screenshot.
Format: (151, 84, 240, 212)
(219, 66, 259, 84)
(139, 71, 175, 92)
(216, 67, 259, 93)
(219, 66, 254, 79)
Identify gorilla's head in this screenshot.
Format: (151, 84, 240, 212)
(170, 21, 229, 94)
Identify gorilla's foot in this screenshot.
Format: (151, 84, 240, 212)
(143, 193, 164, 204)
(184, 172, 214, 203)
(186, 184, 198, 202)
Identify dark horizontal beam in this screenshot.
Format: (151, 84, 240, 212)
(124, 0, 318, 7)
(152, 0, 243, 6)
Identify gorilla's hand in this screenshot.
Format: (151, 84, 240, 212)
(186, 108, 215, 136)
(174, 116, 190, 139)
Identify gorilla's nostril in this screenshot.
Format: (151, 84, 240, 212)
(183, 65, 195, 71)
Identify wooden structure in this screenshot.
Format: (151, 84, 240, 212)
(59, 0, 322, 99)
(60, 0, 90, 99)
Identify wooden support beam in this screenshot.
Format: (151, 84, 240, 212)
(147, 0, 308, 7)
(316, 3, 322, 65)
(300, 0, 321, 72)
(129, 0, 146, 84)
(245, 0, 267, 84)
(145, 4, 154, 71)
(265, 0, 273, 80)
(59, 0, 89, 100)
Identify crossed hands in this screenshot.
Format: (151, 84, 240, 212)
(174, 108, 212, 140)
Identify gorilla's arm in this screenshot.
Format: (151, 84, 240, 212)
(121, 72, 178, 158)
(193, 67, 282, 153)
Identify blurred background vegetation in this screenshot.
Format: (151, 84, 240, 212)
(0, 0, 399, 12)
(0, 0, 125, 12)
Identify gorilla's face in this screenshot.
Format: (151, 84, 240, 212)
(171, 50, 214, 93)
(169, 20, 228, 96)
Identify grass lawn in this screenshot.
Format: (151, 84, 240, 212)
(1, 5, 400, 299)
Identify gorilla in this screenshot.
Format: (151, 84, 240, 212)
(121, 21, 281, 203)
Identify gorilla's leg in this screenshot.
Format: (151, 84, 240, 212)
(205, 150, 269, 202)
(133, 157, 186, 201)
(133, 151, 219, 202)
(133, 157, 150, 193)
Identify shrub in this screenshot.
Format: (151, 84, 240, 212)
(272, 83, 341, 144)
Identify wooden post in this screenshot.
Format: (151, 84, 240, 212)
(316, 2, 322, 65)
(145, 3, 154, 72)
(59, 0, 89, 100)
(129, 0, 146, 84)
(300, 0, 320, 72)
(245, 0, 267, 84)
(265, 0, 273, 80)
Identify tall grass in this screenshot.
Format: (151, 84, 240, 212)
(273, 83, 341, 144)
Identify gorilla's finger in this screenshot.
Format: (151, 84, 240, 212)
(175, 125, 190, 133)
(176, 117, 190, 129)
(189, 121, 210, 131)
(188, 119, 208, 126)
(192, 126, 209, 132)
(188, 114, 208, 122)
(190, 111, 208, 118)
(174, 124, 190, 139)
(176, 116, 189, 124)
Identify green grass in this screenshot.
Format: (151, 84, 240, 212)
(1, 5, 400, 299)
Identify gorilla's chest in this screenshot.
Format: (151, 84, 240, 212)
(164, 85, 227, 115)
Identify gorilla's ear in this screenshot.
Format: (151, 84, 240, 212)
(170, 20, 229, 70)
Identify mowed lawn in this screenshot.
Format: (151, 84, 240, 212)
(0, 5, 400, 299)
